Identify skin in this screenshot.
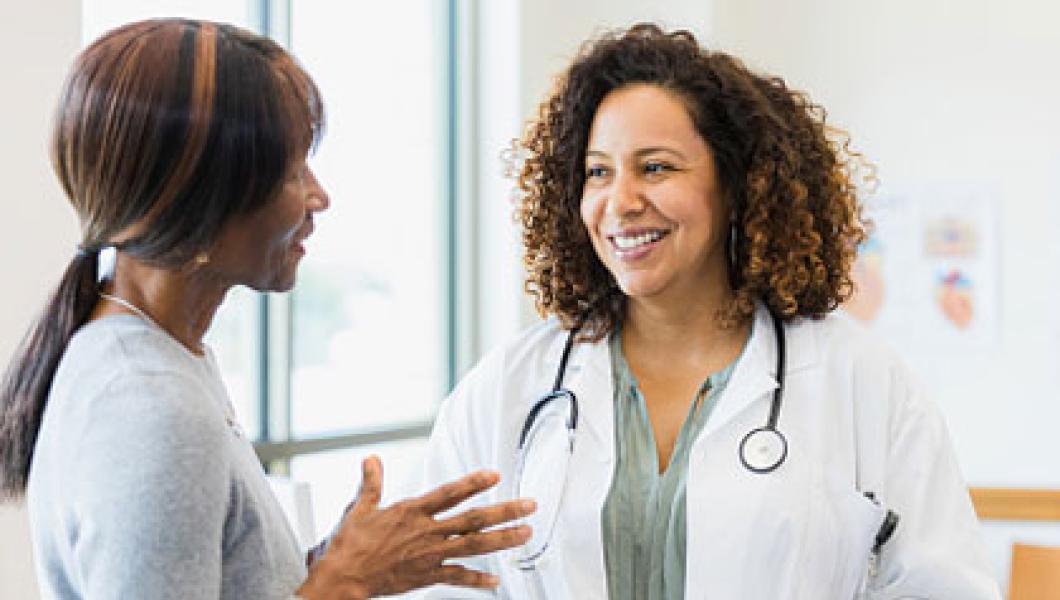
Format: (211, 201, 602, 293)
(580, 84, 751, 472)
(91, 159, 536, 597)
(92, 160, 332, 354)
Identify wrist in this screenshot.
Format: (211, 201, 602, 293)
(297, 556, 372, 600)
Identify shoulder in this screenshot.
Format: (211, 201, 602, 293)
(62, 315, 203, 380)
(435, 319, 573, 439)
(50, 316, 229, 456)
(789, 310, 910, 378)
(449, 319, 569, 401)
(790, 311, 942, 434)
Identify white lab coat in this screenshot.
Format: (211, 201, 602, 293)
(411, 305, 1000, 599)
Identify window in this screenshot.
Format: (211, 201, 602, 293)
(287, 1, 450, 437)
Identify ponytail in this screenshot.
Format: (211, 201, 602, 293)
(0, 252, 99, 498)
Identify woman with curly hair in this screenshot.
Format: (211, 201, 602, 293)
(409, 23, 998, 599)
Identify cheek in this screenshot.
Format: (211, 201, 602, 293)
(579, 192, 602, 236)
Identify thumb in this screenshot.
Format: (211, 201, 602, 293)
(352, 455, 384, 514)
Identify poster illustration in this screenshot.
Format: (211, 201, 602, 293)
(842, 183, 999, 351)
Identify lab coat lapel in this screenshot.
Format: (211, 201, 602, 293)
(702, 305, 780, 439)
(566, 338, 614, 461)
(551, 335, 613, 599)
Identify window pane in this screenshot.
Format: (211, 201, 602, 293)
(289, 438, 429, 540)
(289, 1, 449, 436)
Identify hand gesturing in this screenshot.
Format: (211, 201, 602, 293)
(297, 456, 534, 599)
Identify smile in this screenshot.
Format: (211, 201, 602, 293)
(609, 229, 670, 253)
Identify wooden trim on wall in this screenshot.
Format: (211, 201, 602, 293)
(970, 488, 1060, 522)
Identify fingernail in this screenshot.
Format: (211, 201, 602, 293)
(520, 499, 537, 512)
(486, 575, 500, 587)
(519, 525, 532, 538)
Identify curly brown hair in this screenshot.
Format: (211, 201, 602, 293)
(514, 23, 871, 340)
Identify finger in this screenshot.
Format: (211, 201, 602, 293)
(436, 524, 533, 560)
(351, 455, 383, 514)
(410, 470, 500, 514)
(434, 499, 536, 536)
(428, 565, 501, 590)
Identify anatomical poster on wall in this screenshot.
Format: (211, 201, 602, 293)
(842, 183, 1000, 351)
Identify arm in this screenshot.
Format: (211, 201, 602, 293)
(73, 372, 230, 599)
(867, 366, 1001, 599)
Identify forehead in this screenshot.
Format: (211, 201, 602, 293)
(586, 84, 703, 153)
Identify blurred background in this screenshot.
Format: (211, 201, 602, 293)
(3, 0, 1059, 597)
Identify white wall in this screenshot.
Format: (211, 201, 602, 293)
(0, 1, 81, 597)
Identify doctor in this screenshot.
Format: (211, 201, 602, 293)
(412, 23, 1000, 599)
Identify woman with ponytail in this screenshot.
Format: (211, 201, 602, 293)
(0, 19, 532, 600)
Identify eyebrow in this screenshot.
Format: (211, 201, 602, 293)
(585, 146, 688, 160)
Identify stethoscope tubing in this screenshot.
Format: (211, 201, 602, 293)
(522, 311, 789, 473)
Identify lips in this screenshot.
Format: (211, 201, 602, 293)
(607, 227, 670, 259)
(292, 222, 314, 254)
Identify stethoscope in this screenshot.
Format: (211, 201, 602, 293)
(517, 310, 789, 475)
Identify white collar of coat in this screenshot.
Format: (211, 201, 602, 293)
(558, 301, 821, 451)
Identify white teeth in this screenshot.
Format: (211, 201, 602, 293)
(613, 231, 665, 250)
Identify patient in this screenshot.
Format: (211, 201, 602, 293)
(0, 18, 532, 599)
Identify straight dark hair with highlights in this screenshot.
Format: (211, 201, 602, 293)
(0, 18, 324, 498)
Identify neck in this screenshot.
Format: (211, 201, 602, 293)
(92, 254, 229, 355)
(622, 275, 748, 366)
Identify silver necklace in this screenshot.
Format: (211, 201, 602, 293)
(98, 292, 244, 437)
(99, 293, 162, 329)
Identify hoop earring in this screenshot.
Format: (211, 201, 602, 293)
(729, 222, 738, 268)
(193, 251, 210, 268)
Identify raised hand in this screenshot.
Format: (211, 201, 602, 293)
(296, 456, 534, 599)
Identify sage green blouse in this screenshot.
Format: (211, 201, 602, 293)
(601, 331, 740, 599)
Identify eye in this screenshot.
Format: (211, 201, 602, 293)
(585, 165, 610, 179)
(644, 161, 674, 175)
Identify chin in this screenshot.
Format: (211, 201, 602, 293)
(246, 270, 298, 293)
(614, 274, 666, 299)
(273, 270, 299, 292)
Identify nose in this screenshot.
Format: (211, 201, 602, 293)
(606, 170, 646, 217)
(303, 166, 331, 213)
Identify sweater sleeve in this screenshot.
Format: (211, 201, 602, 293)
(71, 371, 231, 600)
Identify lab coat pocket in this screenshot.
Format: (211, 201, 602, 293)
(799, 482, 886, 599)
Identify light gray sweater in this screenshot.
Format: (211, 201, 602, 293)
(27, 315, 306, 599)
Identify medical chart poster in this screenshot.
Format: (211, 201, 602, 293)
(843, 183, 1000, 352)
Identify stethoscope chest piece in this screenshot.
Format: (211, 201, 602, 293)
(739, 426, 788, 474)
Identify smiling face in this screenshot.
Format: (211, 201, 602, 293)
(207, 159, 330, 292)
(580, 84, 731, 306)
